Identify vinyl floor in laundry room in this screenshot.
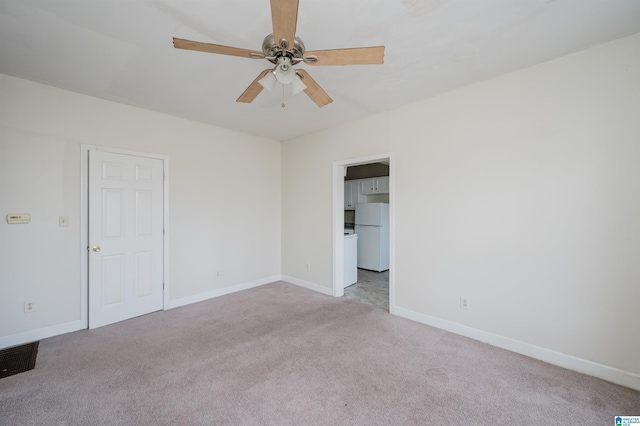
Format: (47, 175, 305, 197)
(344, 269, 389, 311)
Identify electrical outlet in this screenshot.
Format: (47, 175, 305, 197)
(460, 297, 470, 310)
(306, 263, 311, 271)
(24, 301, 35, 313)
(216, 270, 220, 277)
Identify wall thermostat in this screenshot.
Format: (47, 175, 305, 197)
(7, 213, 31, 224)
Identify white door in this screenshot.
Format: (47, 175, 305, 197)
(375, 177, 389, 194)
(355, 225, 382, 271)
(89, 150, 164, 329)
(344, 181, 353, 210)
(359, 178, 376, 195)
(355, 203, 383, 226)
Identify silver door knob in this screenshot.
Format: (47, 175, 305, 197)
(92, 246, 101, 252)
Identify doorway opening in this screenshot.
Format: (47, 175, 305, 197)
(332, 153, 394, 313)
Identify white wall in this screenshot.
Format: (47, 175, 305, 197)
(0, 74, 281, 343)
(2, 31, 638, 389)
(282, 115, 391, 286)
(281, 32, 640, 382)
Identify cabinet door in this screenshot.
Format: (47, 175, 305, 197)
(375, 176, 389, 194)
(356, 183, 367, 204)
(360, 178, 376, 195)
(360, 177, 389, 194)
(345, 181, 361, 210)
(344, 181, 354, 210)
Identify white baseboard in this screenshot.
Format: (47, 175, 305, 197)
(281, 275, 333, 296)
(0, 320, 84, 350)
(393, 305, 640, 391)
(166, 275, 282, 310)
(1, 276, 282, 349)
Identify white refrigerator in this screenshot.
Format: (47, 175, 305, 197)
(355, 203, 389, 272)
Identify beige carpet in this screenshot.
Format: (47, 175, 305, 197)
(1, 281, 638, 425)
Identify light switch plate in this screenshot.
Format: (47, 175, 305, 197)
(59, 216, 69, 227)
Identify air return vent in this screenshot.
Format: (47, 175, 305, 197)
(0, 341, 39, 379)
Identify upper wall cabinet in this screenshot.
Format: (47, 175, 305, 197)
(344, 180, 364, 210)
(360, 176, 389, 195)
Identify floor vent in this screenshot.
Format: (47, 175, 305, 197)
(0, 341, 39, 379)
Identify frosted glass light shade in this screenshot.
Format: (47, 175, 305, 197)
(274, 57, 295, 84)
(291, 74, 307, 96)
(258, 71, 277, 92)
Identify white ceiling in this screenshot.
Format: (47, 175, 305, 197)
(1, 1, 639, 141)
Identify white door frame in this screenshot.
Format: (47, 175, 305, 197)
(80, 144, 170, 329)
(332, 152, 395, 314)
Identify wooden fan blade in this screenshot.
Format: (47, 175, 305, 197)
(270, 0, 298, 49)
(173, 38, 263, 59)
(304, 46, 385, 66)
(236, 70, 271, 103)
(297, 70, 333, 108)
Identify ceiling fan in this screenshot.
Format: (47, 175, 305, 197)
(172, 0, 385, 107)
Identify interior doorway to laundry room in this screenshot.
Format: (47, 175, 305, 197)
(333, 153, 394, 313)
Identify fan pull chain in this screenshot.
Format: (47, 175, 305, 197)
(281, 84, 285, 108)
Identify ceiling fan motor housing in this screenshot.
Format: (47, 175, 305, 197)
(262, 33, 306, 64)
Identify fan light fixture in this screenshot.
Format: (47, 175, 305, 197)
(274, 57, 295, 84)
(291, 73, 307, 95)
(173, 0, 386, 107)
(258, 56, 306, 96)
(258, 71, 277, 92)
